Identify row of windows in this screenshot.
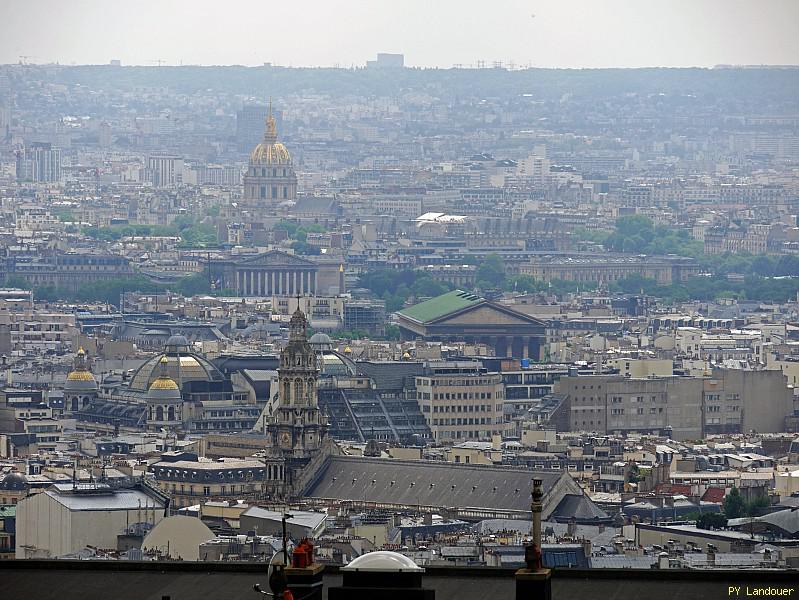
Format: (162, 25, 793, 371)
(250, 167, 289, 177)
(259, 185, 289, 199)
(530, 463, 594, 471)
(420, 378, 499, 386)
(433, 417, 495, 426)
(432, 404, 494, 413)
(190, 420, 257, 430)
(437, 430, 496, 439)
(169, 484, 256, 495)
(206, 410, 252, 417)
(433, 391, 500, 400)
(610, 407, 664, 416)
(672, 478, 736, 485)
(610, 395, 663, 403)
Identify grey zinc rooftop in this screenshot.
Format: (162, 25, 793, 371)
(47, 487, 165, 511)
(590, 555, 657, 569)
(305, 456, 579, 515)
(240, 506, 327, 531)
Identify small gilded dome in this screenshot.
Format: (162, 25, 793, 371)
(147, 358, 181, 402)
(65, 347, 98, 391)
(150, 376, 179, 391)
(67, 370, 95, 382)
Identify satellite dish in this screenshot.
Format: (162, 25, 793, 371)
(268, 549, 289, 576)
(255, 550, 291, 596)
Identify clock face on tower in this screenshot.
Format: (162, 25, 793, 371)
(280, 431, 292, 447)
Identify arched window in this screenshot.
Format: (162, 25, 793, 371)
(156, 406, 164, 421)
(294, 379, 304, 404)
(168, 406, 175, 421)
(71, 398, 78, 412)
(260, 186, 266, 198)
(283, 381, 291, 405)
(307, 378, 315, 401)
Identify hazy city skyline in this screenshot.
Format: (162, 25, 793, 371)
(2, 0, 799, 69)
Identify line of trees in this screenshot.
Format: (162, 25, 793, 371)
(4, 273, 214, 306)
(82, 215, 217, 248)
(274, 220, 326, 256)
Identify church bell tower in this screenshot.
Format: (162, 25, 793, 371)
(270, 308, 322, 459)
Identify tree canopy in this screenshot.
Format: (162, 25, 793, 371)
(723, 487, 746, 519)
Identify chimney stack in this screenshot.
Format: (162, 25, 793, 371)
(517, 477, 552, 600)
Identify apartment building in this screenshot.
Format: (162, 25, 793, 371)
(555, 369, 794, 440)
(150, 456, 276, 509)
(414, 362, 505, 442)
(0, 309, 77, 354)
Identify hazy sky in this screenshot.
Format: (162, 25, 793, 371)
(1, 0, 798, 68)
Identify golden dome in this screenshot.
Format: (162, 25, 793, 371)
(250, 100, 292, 165)
(149, 356, 179, 391)
(343, 345, 352, 354)
(67, 370, 95, 382)
(66, 346, 97, 385)
(149, 376, 179, 391)
(250, 141, 291, 165)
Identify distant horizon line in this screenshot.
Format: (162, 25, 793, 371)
(3, 61, 799, 71)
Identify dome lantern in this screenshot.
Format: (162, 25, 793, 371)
(65, 346, 98, 391)
(249, 99, 292, 165)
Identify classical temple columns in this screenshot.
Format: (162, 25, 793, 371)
(235, 267, 317, 297)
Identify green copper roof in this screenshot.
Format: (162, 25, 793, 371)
(398, 289, 483, 323)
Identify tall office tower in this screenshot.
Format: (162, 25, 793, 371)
(147, 155, 184, 187)
(98, 122, 113, 148)
(0, 74, 10, 141)
(15, 143, 61, 182)
(236, 104, 282, 152)
(366, 53, 405, 68)
(242, 102, 297, 207)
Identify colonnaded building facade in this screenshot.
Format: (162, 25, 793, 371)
(216, 101, 327, 296)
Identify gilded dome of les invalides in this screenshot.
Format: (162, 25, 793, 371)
(249, 102, 291, 165)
